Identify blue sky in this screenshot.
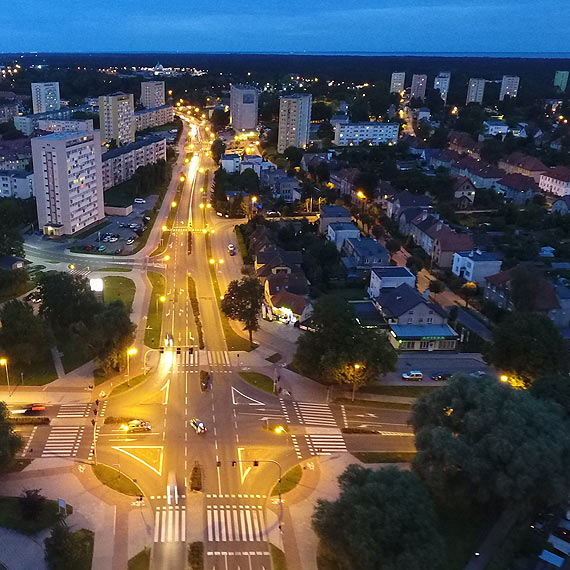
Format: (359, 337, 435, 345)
(2, 0, 569, 54)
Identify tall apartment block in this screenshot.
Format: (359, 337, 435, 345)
(410, 74, 427, 100)
(31, 82, 61, 114)
(32, 131, 104, 236)
(140, 81, 165, 109)
(277, 94, 312, 153)
(554, 71, 569, 92)
(434, 72, 451, 103)
(499, 75, 520, 101)
(229, 84, 259, 131)
(98, 93, 135, 147)
(390, 72, 406, 94)
(466, 78, 486, 104)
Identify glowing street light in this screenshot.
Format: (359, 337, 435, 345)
(209, 258, 215, 265)
(126, 347, 138, 385)
(179, 175, 186, 182)
(162, 225, 168, 232)
(171, 201, 177, 208)
(199, 203, 205, 209)
(164, 255, 170, 262)
(0, 358, 9, 388)
(156, 295, 166, 314)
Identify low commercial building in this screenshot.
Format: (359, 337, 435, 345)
(134, 104, 174, 131)
(334, 122, 399, 146)
(0, 170, 34, 198)
(452, 250, 502, 285)
(14, 108, 73, 136)
(483, 120, 509, 137)
(101, 135, 167, 191)
(221, 153, 240, 173)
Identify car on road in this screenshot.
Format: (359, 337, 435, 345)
(200, 370, 211, 392)
(122, 419, 151, 432)
(165, 332, 174, 347)
(402, 370, 423, 381)
(84, 244, 95, 251)
(126, 237, 135, 245)
(97, 245, 106, 252)
(431, 372, 451, 381)
(470, 370, 488, 378)
(25, 290, 42, 304)
(109, 236, 119, 243)
(25, 403, 46, 415)
(134, 198, 146, 204)
(190, 418, 207, 434)
(227, 244, 236, 255)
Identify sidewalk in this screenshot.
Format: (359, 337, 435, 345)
(0, 459, 153, 570)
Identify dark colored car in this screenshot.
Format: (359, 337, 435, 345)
(431, 373, 451, 381)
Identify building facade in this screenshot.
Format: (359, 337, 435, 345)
(37, 118, 94, 133)
(333, 122, 399, 146)
(466, 78, 486, 104)
(452, 250, 502, 285)
(31, 82, 61, 114)
(410, 74, 427, 100)
(140, 81, 165, 109)
(32, 131, 104, 235)
(0, 170, 34, 199)
(434, 72, 451, 102)
(554, 71, 569, 92)
(0, 102, 19, 124)
(539, 166, 570, 197)
(499, 75, 520, 101)
(390, 72, 406, 94)
(14, 108, 73, 136)
(229, 84, 259, 131)
(101, 135, 166, 191)
(98, 93, 135, 147)
(134, 104, 174, 131)
(277, 94, 312, 153)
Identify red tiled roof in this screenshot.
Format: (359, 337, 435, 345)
(270, 290, 307, 316)
(485, 268, 514, 286)
(428, 225, 473, 251)
(497, 173, 539, 192)
(542, 166, 570, 183)
(458, 156, 504, 179)
(448, 130, 480, 151)
(502, 152, 548, 173)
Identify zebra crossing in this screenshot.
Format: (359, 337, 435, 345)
(205, 350, 231, 369)
(42, 426, 85, 457)
(306, 434, 347, 455)
(292, 401, 338, 427)
(57, 403, 90, 418)
(206, 505, 266, 543)
(153, 506, 186, 543)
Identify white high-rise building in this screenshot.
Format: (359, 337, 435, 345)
(31, 82, 61, 114)
(98, 93, 135, 146)
(277, 94, 312, 153)
(229, 84, 259, 131)
(466, 78, 486, 104)
(410, 74, 427, 100)
(32, 131, 104, 236)
(434, 72, 451, 103)
(499, 75, 520, 101)
(554, 71, 569, 92)
(390, 72, 406, 94)
(140, 81, 165, 109)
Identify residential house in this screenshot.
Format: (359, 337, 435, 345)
(453, 176, 477, 209)
(300, 152, 334, 172)
(318, 204, 352, 233)
(326, 221, 361, 251)
(452, 250, 502, 285)
(265, 289, 311, 325)
(539, 166, 570, 197)
(483, 120, 509, 137)
(495, 173, 539, 205)
(409, 212, 440, 254)
(221, 153, 240, 173)
(0, 255, 25, 271)
(385, 190, 431, 219)
(454, 156, 505, 189)
(329, 168, 361, 199)
(254, 246, 303, 281)
(448, 130, 481, 157)
(341, 237, 389, 274)
(429, 149, 461, 170)
(374, 181, 397, 209)
(398, 206, 432, 236)
(375, 284, 458, 350)
(428, 223, 474, 268)
(498, 152, 548, 183)
(368, 266, 416, 298)
(552, 196, 570, 215)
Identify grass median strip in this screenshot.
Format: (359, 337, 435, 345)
(269, 544, 288, 570)
(128, 548, 151, 570)
(92, 463, 142, 496)
(145, 271, 166, 348)
(352, 451, 416, 464)
(362, 385, 440, 398)
(149, 183, 183, 258)
(334, 398, 413, 411)
(238, 371, 275, 394)
(103, 276, 136, 311)
(266, 353, 282, 363)
(99, 267, 132, 272)
(187, 275, 205, 349)
(110, 373, 147, 397)
(271, 464, 302, 496)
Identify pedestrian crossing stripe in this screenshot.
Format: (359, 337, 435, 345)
(290, 434, 303, 460)
(57, 403, 90, 418)
(306, 434, 347, 455)
(279, 399, 290, 423)
(206, 551, 269, 556)
(88, 426, 100, 460)
(294, 402, 338, 427)
(42, 426, 85, 457)
(206, 494, 266, 499)
(153, 506, 186, 543)
(206, 350, 231, 367)
(206, 505, 266, 543)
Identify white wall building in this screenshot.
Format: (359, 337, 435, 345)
(483, 120, 509, 137)
(539, 166, 570, 197)
(410, 74, 427, 100)
(230, 84, 259, 131)
(0, 170, 34, 199)
(466, 78, 486, 104)
(32, 131, 104, 236)
(140, 81, 165, 109)
(452, 250, 502, 285)
(221, 153, 240, 174)
(434, 72, 451, 102)
(37, 118, 94, 133)
(368, 266, 416, 298)
(334, 122, 399, 146)
(98, 92, 135, 147)
(390, 72, 405, 94)
(134, 104, 174, 131)
(326, 221, 361, 251)
(277, 94, 312, 153)
(101, 135, 166, 191)
(31, 82, 61, 114)
(14, 108, 73, 136)
(499, 75, 520, 101)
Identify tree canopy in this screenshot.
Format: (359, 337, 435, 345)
(221, 277, 264, 345)
(312, 464, 444, 570)
(0, 402, 23, 471)
(485, 312, 570, 385)
(411, 375, 570, 510)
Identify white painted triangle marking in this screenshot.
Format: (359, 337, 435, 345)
(231, 386, 265, 406)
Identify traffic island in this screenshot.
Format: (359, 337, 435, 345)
(238, 371, 275, 394)
(144, 271, 166, 348)
(270, 544, 288, 570)
(271, 464, 302, 497)
(92, 463, 143, 497)
(188, 541, 204, 570)
(128, 547, 150, 570)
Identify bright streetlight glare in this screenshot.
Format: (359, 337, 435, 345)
(199, 203, 204, 209)
(171, 201, 177, 207)
(179, 175, 185, 182)
(164, 255, 170, 261)
(162, 225, 168, 231)
(251, 196, 258, 202)
(128, 347, 137, 356)
(159, 296, 166, 303)
(209, 258, 215, 264)
(0, 358, 6, 366)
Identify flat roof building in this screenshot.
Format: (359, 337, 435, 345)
(31, 82, 60, 114)
(410, 74, 427, 101)
(390, 72, 405, 94)
(99, 92, 135, 147)
(499, 75, 520, 101)
(230, 84, 259, 132)
(277, 93, 312, 153)
(466, 78, 486, 104)
(434, 72, 451, 103)
(140, 81, 165, 109)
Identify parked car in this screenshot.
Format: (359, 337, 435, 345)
(431, 373, 451, 381)
(97, 245, 106, 252)
(227, 244, 236, 255)
(114, 248, 123, 255)
(25, 290, 42, 304)
(126, 237, 135, 245)
(109, 236, 119, 243)
(84, 244, 95, 251)
(134, 198, 146, 204)
(402, 370, 423, 381)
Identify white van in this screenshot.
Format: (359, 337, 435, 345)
(402, 370, 423, 381)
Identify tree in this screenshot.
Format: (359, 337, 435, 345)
(312, 464, 444, 570)
(311, 101, 332, 121)
(0, 402, 22, 470)
(411, 375, 570, 510)
(531, 375, 570, 417)
(236, 168, 259, 193)
(19, 489, 46, 520)
(221, 277, 263, 346)
(211, 139, 226, 164)
(459, 281, 477, 307)
(510, 265, 541, 311)
(317, 121, 334, 140)
(45, 523, 93, 570)
(282, 146, 304, 167)
(210, 108, 229, 131)
(486, 312, 570, 385)
(406, 256, 424, 275)
(386, 239, 401, 261)
(314, 161, 330, 184)
(428, 279, 444, 301)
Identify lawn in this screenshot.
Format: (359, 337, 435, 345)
(0, 359, 58, 386)
(0, 496, 71, 534)
(103, 276, 136, 311)
(103, 180, 141, 208)
(328, 287, 368, 300)
(99, 267, 132, 272)
(334, 398, 413, 411)
(270, 544, 288, 570)
(59, 334, 91, 374)
(0, 278, 36, 303)
(266, 353, 282, 364)
(144, 271, 166, 348)
(238, 371, 275, 394)
(362, 385, 440, 398)
(351, 451, 416, 464)
(128, 547, 150, 570)
(271, 464, 302, 496)
(110, 373, 147, 397)
(149, 184, 183, 258)
(92, 463, 142, 496)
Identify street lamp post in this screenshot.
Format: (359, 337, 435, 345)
(0, 358, 9, 389)
(352, 363, 362, 402)
(126, 348, 137, 386)
(156, 295, 166, 315)
(250, 196, 258, 219)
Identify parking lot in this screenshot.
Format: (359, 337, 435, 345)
(74, 196, 158, 255)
